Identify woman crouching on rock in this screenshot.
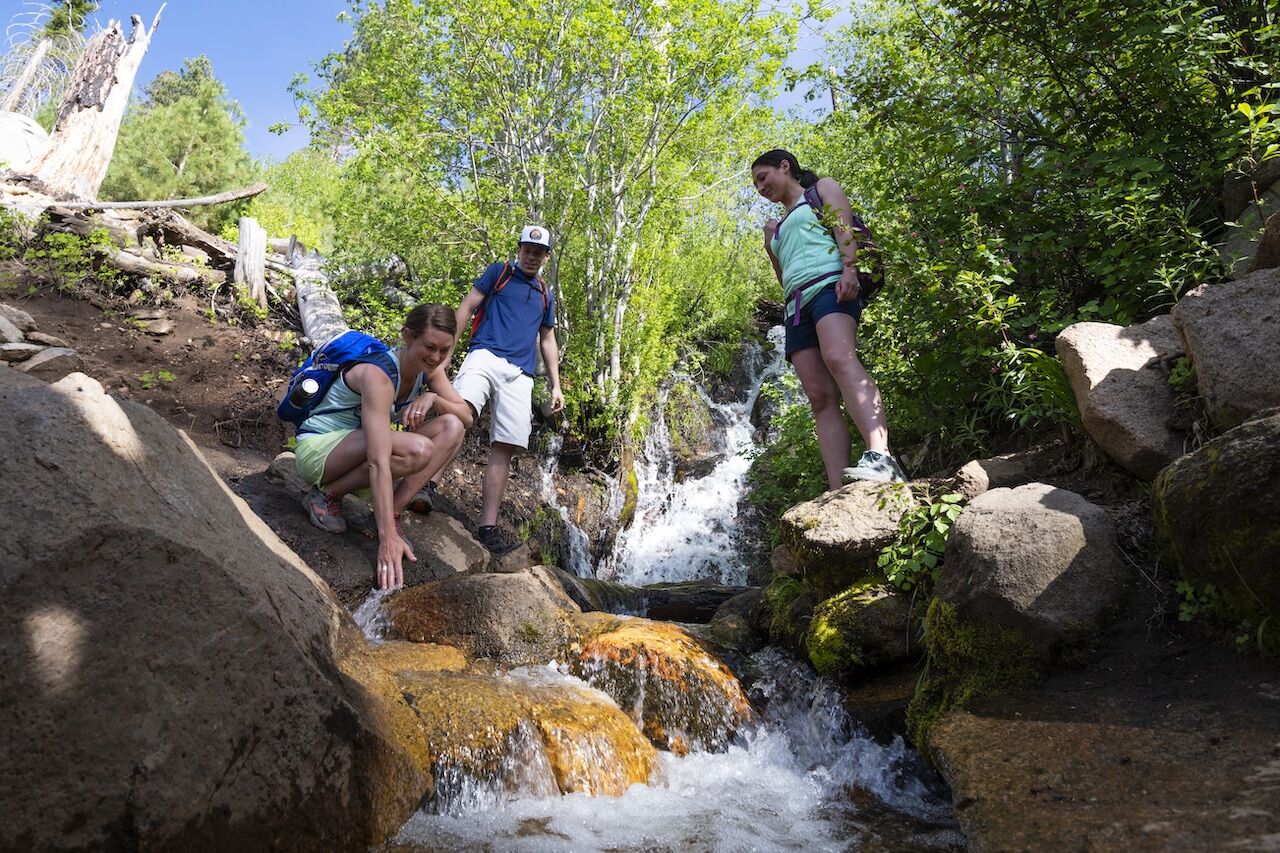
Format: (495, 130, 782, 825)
(751, 148, 906, 488)
(294, 303, 473, 589)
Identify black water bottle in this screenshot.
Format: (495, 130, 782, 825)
(289, 377, 320, 408)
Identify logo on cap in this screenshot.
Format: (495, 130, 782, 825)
(530, 229, 543, 240)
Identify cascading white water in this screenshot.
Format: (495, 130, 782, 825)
(539, 433, 595, 578)
(602, 326, 789, 587)
(392, 648, 959, 852)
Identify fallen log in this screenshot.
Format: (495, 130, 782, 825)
(43, 207, 143, 248)
(105, 248, 224, 287)
(141, 210, 237, 269)
(54, 181, 267, 210)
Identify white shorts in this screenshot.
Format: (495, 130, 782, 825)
(452, 348, 534, 448)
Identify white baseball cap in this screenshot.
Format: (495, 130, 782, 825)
(519, 225, 552, 249)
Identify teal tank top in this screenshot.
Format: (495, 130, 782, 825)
(298, 349, 424, 437)
(771, 201, 844, 320)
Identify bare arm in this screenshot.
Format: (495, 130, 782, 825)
(424, 363, 474, 426)
(763, 218, 783, 284)
(348, 363, 415, 587)
(455, 286, 486, 343)
(539, 326, 564, 413)
(815, 177, 862, 301)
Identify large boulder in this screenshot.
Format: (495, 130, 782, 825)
(641, 580, 752, 623)
(936, 483, 1129, 659)
(1172, 268, 1280, 430)
(244, 453, 489, 607)
(779, 481, 913, 597)
(388, 570, 577, 666)
(805, 580, 917, 680)
(566, 612, 754, 754)
(1056, 317, 1186, 479)
(1153, 409, 1280, 647)
(0, 369, 423, 850)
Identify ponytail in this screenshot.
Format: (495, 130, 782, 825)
(751, 148, 819, 187)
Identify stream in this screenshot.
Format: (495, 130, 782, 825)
(356, 327, 958, 851)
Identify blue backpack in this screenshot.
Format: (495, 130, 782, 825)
(277, 330, 399, 428)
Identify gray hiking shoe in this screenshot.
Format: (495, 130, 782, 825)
(842, 450, 907, 484)
(408, 481, 438, 515)
(476, 525, 520, 556)
(304, 486, 347, 533)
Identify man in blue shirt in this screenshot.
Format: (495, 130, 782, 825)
(452, 225, 564, 554)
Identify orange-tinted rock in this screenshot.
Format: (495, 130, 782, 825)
(567, 612, 753, 752)
(388, 669, 657, 803)
(368, 640, 468, 675)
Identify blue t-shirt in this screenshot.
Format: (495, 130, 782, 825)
(469, 261, 555, 376)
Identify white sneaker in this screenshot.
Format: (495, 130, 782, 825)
(842, 450, 907, 484)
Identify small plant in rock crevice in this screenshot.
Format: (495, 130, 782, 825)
(877, 486, 965, 593)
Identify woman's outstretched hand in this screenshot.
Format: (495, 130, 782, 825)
(377, 533, 416, 590)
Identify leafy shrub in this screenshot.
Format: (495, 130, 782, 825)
(877, 488, 964, 592)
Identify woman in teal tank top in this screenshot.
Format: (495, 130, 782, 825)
(751, 149, 906, 487)
(296, 303, 475, 589)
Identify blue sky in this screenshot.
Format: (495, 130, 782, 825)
(7, 0, 842, 161)
(87, 0, 353, 160)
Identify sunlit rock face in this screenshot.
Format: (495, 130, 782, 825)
(567, 612, 754, 754)
(387, 667, 658, 806)
(0, 369, 423, 850)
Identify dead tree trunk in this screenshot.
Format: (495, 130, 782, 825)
(293, 252, 347, 348)
(234, 216, 267, 308)
(27, 8, 164, 199)
(2, 38, 52, 113)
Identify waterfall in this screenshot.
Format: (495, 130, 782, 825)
(602, 326, 788, 587)
(539, 433, 595, 578)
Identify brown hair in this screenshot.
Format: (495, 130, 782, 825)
(402, 302, 456, 339)
(751, 149, 819, 188)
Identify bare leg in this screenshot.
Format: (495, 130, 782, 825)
(480, 442, 518, 527)
(814, 313, 889, 453)
(791, 347, 852, 491)
(394, 414, 465, 511)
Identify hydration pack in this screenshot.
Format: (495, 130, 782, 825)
(803, 184, 885, 302)
(277, 330, 398, 428)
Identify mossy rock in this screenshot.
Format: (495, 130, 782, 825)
(664, 380, 724, 479)
(763, 573, 816, 655)
(1152, 410, 1280, 653)
(805, 579, 917, 681)
(905, 599, 1041, 758)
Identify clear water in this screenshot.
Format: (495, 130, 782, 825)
(539, 433, 596, 578)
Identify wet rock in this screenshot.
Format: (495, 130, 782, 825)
(936, 483, 1128, 660)
(568, 612, 754, 753)
(0, 302, 36, 332)
(663, 379, 726, 480)
(17, 346, 84, 382)
(762, 574, 817, 655)
(547, 568, 649, 614)
(367, 640, 468, 674)
(0, 369, 423, 850)
(391, 668, 657, 799)
(1153, 409, 1280, 648)
(806, 581, 918, 681)
(706, 588, 769, 653)
(0, 341, 43, 362)
(1056, 316, 1186, 479)
(389, 571, 574, 666)
(641, 580, 751, 623)
(779, 482, 913, 598)
(1173, 268, 1280, 429)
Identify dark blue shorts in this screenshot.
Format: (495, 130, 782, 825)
(784, 283, 864, 360)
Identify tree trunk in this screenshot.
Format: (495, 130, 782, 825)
(141, 210, 238, 269)
(2, 38, 52, 113)
(292, 253, 347, 348)
(234, 216, 267, 308)
(27, 9, 164, 199)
